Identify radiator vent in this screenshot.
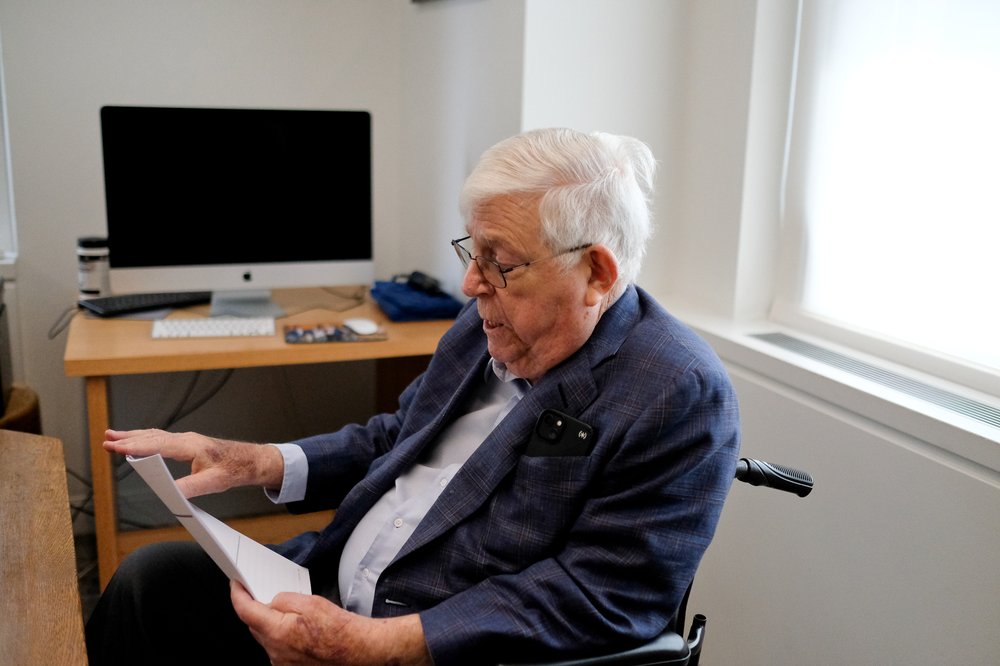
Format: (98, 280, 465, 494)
(751, 332, 1000, 430)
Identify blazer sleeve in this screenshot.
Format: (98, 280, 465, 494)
(418, 361, 740, 665)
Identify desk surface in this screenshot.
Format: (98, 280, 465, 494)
(64, 287, 454, 377)
(63, 286, 454, 589)
(0, 430, 88, 665)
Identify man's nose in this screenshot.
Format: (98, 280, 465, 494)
(461, 260, 493, 297)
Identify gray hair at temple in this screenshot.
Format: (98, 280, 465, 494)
(459, 127, 657, 290)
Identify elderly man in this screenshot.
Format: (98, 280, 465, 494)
(86, 128, 740, 666)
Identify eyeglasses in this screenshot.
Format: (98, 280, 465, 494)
(451, 236, 592, 289)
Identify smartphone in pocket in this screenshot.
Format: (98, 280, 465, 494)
(525, 409, 595, 457)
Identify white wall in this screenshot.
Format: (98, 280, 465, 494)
(521, 0, 686, 295)
(0, 0, 395, 523)
(399, 0, 526, 297)
(0, 0, 526, 530)
(691, 360, 1000, 664)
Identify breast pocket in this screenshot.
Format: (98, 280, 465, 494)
(477, 455, 596, 572)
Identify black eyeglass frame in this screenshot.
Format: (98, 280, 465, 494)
(451, 236, 593, 289)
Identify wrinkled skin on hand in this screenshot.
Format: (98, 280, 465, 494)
(230, 582, 431, 666)
(103, 428, 283, 497)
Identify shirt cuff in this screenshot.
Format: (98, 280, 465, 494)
(264, 443, 308, 504)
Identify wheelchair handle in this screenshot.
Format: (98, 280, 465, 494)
(735, 458, 813, 497)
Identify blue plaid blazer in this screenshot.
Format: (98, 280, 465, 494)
(275, 285, 740, 665)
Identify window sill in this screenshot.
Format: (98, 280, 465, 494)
(673, 309, 1000, 477)
(0, 253, 16, 280)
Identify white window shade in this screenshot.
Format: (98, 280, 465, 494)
(776, 0, 1000, 384)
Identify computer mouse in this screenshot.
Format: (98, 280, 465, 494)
(343, 317, 379, 336)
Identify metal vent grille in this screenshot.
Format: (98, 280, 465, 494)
(751, 332, 1000, 429)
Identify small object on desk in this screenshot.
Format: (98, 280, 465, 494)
(343, 317, 379, 336)
(284, 322, 387, 344)
(152, 316, 276, 339)
(79, 290, 213, 317)
(370, 280, 463, 321)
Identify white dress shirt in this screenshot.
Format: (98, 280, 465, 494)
(268, 360, 527, 615)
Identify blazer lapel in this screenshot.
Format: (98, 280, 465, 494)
(392, 287, 642, 558)
(331, 286, 642, 565)
(303, 346, 491, 570)
(347, 349, 492, 518)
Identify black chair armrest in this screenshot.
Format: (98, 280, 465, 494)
(498, 630, 690, 666)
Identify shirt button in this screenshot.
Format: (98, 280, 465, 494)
(439, 478, 448, 487)
(362, 567, 371, 579)
(393, 518, 404, 528)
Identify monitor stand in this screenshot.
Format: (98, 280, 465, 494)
(210, 289, 286, 317)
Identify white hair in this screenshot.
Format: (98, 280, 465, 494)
(459, 128, 657, 287)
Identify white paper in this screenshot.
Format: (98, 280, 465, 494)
(127, 454, 311, 603)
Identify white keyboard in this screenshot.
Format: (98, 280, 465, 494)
(151, 316, 276, 339)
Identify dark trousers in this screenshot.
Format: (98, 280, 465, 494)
(85, 541, 270, 665)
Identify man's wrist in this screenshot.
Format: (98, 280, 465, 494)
(369, 614, 432, 666)
(264, 443, 309, 502)
(257, 443, 286, 490)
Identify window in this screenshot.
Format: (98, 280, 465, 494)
(773, 0, 1000, 395)
(0, 29, 17, 260)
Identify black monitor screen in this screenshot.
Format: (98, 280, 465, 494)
(101, 106, 372, 269)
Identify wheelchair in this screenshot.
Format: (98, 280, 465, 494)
(502, 458, 814, 666)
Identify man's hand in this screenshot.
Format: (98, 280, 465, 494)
(230, 582, 432, 666)
(103, 428, 284, 498)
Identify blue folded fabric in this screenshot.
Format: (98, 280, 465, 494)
(370, 281, 464, 322)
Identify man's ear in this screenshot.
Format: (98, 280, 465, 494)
(583, 245, 619, 307)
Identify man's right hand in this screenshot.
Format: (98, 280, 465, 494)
(103, 429, 284, 498)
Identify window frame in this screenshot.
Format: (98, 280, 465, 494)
(767, 0, 1000, 400)
(0, 28, 18, 262)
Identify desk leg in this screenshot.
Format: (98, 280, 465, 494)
(86, 376, 119, 589)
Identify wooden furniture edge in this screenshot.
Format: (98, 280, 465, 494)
(116, 510, 335, 559)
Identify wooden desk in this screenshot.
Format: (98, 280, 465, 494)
(63, 287, 453, 588)
(0, 430, 88, 665)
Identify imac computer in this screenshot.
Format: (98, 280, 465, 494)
(100, 105, 374, 316)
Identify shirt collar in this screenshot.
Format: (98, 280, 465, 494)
(487, 358, 529, 387)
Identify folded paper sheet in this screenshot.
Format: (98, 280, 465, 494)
(127, 454, 311, 603)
